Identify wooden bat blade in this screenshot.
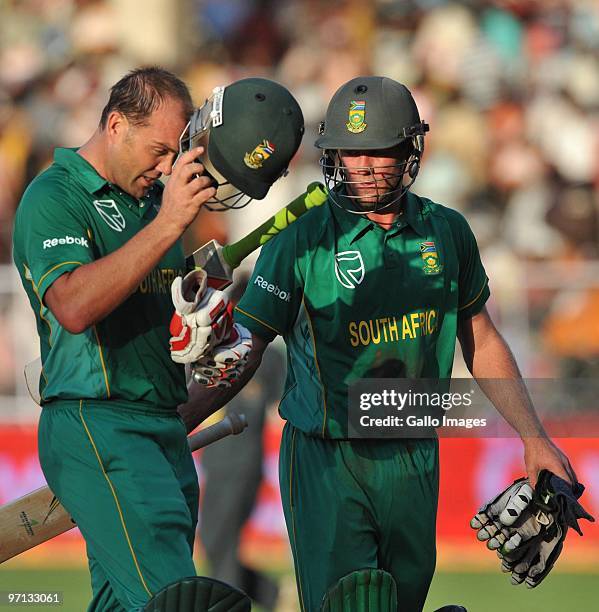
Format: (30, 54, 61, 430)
(0, 486, 73, 564)
(0, 415, 247, 564)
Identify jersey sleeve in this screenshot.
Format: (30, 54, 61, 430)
(235, 229, 304, 343)
(14, 176, 94, 301)
(447, 209, 490, 320)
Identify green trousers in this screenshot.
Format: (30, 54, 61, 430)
(279, 424, 439, 612)
(38, 400, 199, 612)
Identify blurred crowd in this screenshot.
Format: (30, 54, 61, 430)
(1, 0, 599, 392)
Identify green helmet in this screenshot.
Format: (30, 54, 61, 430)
(179, 78, 304, 209)
(314, 76, 429, 214)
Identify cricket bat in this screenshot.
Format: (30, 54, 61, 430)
(0, 413, 247, 564)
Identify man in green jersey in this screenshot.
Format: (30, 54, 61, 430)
(179, 77, 577, 612)
(11, 68, 304, 611)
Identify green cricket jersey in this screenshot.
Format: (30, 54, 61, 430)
(235, 191, 490, 438)
(12, 148, 187, 408)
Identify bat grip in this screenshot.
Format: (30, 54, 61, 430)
(220, 181, 327, 270)
(187, 413, 248, 452)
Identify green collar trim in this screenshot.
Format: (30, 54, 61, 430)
(54, 148, 109, 194)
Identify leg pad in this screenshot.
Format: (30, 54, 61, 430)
(320, 569, 397, 612)
(143, 576, 251, 612)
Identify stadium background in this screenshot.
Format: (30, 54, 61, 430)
(0, 0, 598, 610)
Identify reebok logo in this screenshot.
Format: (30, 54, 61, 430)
(254, 275, 291, 302)
(43, 236, 89, 249)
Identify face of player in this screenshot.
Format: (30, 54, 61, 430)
(338, 143, 411, 208)
(107, 96, 188, 199)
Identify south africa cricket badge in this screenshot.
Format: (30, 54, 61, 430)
(244, 139, 275, 169)
(346, 100, 367, 133)
(420, 241, 442, 275)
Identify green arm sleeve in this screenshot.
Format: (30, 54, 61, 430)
(449, 210, 490, 320)
(234, 229, 303, 342)
(13, 178, 94, 300)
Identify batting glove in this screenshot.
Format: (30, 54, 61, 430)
(191, 324, 252, 388)
(472, 471, 594, 588)
(499, 470, 594, 587)
(169, 269, 233, 364)
(470, 478, 534, 551)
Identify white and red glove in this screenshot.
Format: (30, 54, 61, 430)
(169, 269, 233, 364)
(191, 323, 252, 388)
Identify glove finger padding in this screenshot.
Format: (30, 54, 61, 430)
(500, 523, 565, 588)
(170, 270, 233, 364)
(470, 479, 533, 551)
(499, 483, 533, 526)
(192, 324, 252, 388)
(470, 515, 512, 550)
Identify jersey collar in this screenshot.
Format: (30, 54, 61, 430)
(402, 192, 427, 237)
(331, 190, 427, 243)
(54, 147, 109, 194)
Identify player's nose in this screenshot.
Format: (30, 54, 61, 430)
(156, 154, 176, 177)
(353, 155, 375, 172)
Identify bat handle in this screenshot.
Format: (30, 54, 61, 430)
(187, 413, 248, 452)
(220, 181, 327, 270)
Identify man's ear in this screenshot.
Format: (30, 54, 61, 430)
(105, 110, 128, 140)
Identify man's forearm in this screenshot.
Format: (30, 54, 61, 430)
(460, 308, 575, 485)
(177, 348, 263, 433)
(470, 330, 547, 439)
(45, 217, 180, 333)
(460, 309, 548, 439)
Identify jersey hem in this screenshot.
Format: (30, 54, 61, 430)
(234, 306, 281, 338)
(458, 279, 490, 320)
(41, 398, 180, 415)
(37, 261, 84, 301)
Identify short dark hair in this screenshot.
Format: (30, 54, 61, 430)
(99, 66, 194, 130)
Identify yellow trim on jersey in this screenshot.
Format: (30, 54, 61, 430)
(459, 278, 488, 311)
(234, 306, 282, 336)
(301, 298, 328, 438)
(39, 366, 49, 403)
(23, 264, 54, 347)
(91, 325, 111, 398)
(288, 428, 306, 612)
(78, 400, 152, 597)
(37, 261, 83, 294)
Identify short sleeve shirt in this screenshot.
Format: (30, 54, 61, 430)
(235, 192, 489, 438)
(12, 148, 187, 408)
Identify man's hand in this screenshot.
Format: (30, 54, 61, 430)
(157, 147, 217, 236)
(523, 437, 576, 488)
(170, 269, 233, 363)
